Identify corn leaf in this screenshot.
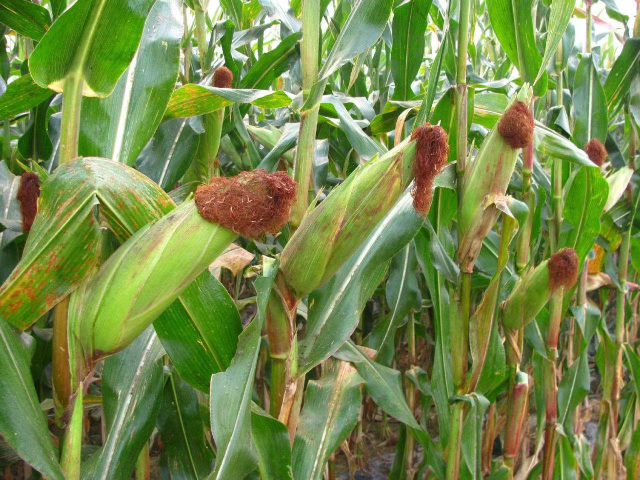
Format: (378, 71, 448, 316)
(604, 38, 640, 112)
(0, 0, 51, 41)
(154, 271, 242, 393)
(292, 358, 364, 480)
(0, 318, 65, 480)
(0, 74, 54, 119)
(207, 258, 278, 480)
(157, 369, 214, 479)
(79, 0, 183, 165)
(29, 0, 155, 96)
(83, 327, 166, 480)
(573, 54, 608, 148)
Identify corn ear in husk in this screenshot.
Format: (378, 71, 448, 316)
(457, 85, 534, 272)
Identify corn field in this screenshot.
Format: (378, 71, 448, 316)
(0, 0, 639, 479)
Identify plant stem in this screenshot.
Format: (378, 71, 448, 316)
(447, 1, 471, 474)
(542, 41, 565, 479)
(405, 314, 416, 476)
(290, 0, 320, 228)
(59, 74, 84, 164)
(194, 1, 208, 73)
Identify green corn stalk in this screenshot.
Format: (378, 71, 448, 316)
(457, 85, 534, 273)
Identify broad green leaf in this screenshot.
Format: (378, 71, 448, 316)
(486, 0, 547, 95)
(83, 327, 166, 480)
(623, 345, 640, 400)
(298, 190, 423, 375)
(252, 122, 298, 171)
(415, 23, 446, 125)
(292, 358, 364, 480)
(573, 54, 608, 148)
(391, 0, 431, 101)
(559, 166, 609, 265)
(78, 0, 183, 165)
(0, 158, 174, 330)
(240, 32, 302, 89)
(0, 317, 65, 480)
(135, 117, 201, 190)
(604, 38, 640, 112)
(154, 271, 242, 393)
(164, 85, 292, 119)
(335, 341, 421, 430)
(29, 0, 155, 96)
(0, 0, 50, 40)
(207, 258, 278, 480)
(304, 0, 394, 110)
(535, 0, 574, 83)
(0, 74, 54, 119)
(157, 370, 214, 479)
(251, 405, 293, 480)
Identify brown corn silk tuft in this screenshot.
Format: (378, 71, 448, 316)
(410, 124, 449, 217)
(195, 169, 297, 238)
(584, 138, 607, 167)
(16, 172, 40, 232)
(497, 101, 534, 149)
(548, 248, 579, 290)
(213, 66, 234, 88)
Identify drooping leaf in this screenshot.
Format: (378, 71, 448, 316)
(0, 317, 65, 480)
(0, 161, 22, 284)
(303, 0, 394, 110)
(29, 0, 156, 96)
(164, 85, 292, 119)
(17, 95, 54, 161)
(0, 158, 173, 330)
(557, 350, 590, 430)
(78, 0, 183, 165)
(0, 74, 54, 119)
(240, 32, 301, 89)
(335, 342, 420, 430)
(250, 405, 293, 480)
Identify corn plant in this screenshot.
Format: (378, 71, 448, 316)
(0, 0, 639, 479)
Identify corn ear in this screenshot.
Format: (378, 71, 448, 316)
(457, 85, 533, 272)
(69, 200, 236, 358)
(279, 138, 416, 297)
(504, 372, 529, 463)
(501, 248, 578, 330)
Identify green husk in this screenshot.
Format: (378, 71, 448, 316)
(457, 85, 533, 272)
(279, 138, 417, 297)
(69, 200, 236, 361)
